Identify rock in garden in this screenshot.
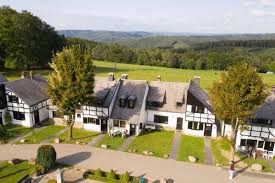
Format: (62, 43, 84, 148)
(163, 154, 169, 159)
(128, 149, 132, 153)
(28, 158, 36, 165)
(132, 149, 137, 153)
(148, 151, 154, 156)
(143, 150, 149, 155)
(8, 159, 21, 165)
(251, 164, 262, 172)
(101, 144, 108, 149)
(75, 140, 81, 145)
(188, 156, 197, 163)
(54, 138, 60, 144)
(20, 139, 26, 143)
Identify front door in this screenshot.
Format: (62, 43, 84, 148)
(34, 110, 40, 124)
(176, 117, 183, 130)
(101, 119, 108, 132)
(204, 123, 212, 137)
(130, 124, 136, 136)
(0, 113, 2, 125)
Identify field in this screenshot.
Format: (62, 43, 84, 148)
(3, 60, 275, 89)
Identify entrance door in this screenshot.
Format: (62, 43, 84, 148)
(0, 113, 2, 125)
(101, 119, 108, 132)
(176, 117, 183, 130)
(34, 110, 40, 124)
(204, 123, 212, 136)
(130, 124, 136, 136)
(264, 141, 274, 151)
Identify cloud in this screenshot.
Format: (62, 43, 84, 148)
(260, 0, 275, 6)
(251, 9, 266, 16)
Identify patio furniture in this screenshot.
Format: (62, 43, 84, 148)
(262, 150, 268, 159)
(267, 151, 274, 160)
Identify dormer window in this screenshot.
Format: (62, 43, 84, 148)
(119, 95, 127, 107)
(128, 96, 137, 108)
(9, 95, 19, 103)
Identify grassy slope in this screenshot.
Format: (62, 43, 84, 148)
(1, 124, 33, 143)
(95, 135, 126, 150)
(177, 135, 205, 163)
(0, 161, 34, 183)
(18, 125, 64, 144)
(210, 139, 230, 166)
(3, 60, 275, 90)
(56, 128, 99, 144)
(126, 131, 174, 157)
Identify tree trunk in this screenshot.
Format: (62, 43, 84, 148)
(230, 119, 239, 170)
(68, 115, 75, 141)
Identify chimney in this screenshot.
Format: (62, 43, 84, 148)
(121, 73, 128, 80)
(192, 76, 200, 86)
(21, 71, 25, 79)
(156, 75, 161, 81)
(108, 72, 115, 81)
(30, 71, 33, 80)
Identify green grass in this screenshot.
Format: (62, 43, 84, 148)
(177, 135, 205, 163)
(17, 125, 65, 144)
(0, 124, 34, 143)
(95, 135, 126, 150)
(4, 60, 275, 90)
(211, 139, 230, 166)
(55, 128, 100, 144)
(239, 155, 274, 173)
(126, 131, 174, 158)
(0, 160, 35, 183)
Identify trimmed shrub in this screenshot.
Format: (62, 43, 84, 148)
(36, 145, 56, 172)
(94, 168, 103, 178)
(132, 177, 139, 183)
(32, 164, 45, 176)
(107, 169, 116, 180)
(4, 111, 12, 124)
(120, 171, 130, 183)
(0, 125, 7, 138)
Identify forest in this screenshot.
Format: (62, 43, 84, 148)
(1, 6, 275, 73)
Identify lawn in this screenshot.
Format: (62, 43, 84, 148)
(3, 60, 275, 90)
(0, 160, 35, 183)
(55, 128, 100, 144)
(211, 139, 230, 166)
(17, 125, 65, 144)
(126, 130, 174, 158)
(177, 135, 205, 163)
(238, 154, 274, 173)
(95, 135, 126, 150)
(0, 124, 33, 143)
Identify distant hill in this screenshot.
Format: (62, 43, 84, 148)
(58, 30, 153, 42)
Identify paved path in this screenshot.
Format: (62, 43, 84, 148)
(204, 137, 214, 165)
(169, 131, 181, 159)
(41, 127, 69, 143)
(118, 136, 135, 151)
(8, 126, 46, 145)
(0, 144, 274, 183)
(87, 133, 105, 146)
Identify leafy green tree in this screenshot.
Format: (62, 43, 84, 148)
(47, 46, 95, 140)
(209, 64, 267, 170)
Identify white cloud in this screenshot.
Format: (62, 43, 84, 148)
(251, 9, 266, 16)
(260, 0, 275, 6)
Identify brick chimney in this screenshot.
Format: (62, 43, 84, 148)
(21, 71, 25, 79)
(192, 76, 200, 86)
(108, 72, 115, 81)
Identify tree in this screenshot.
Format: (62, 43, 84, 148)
(47, 46, 95, 140)
(209, 64, 267, 171)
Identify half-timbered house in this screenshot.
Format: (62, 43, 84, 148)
(4, 75, 49, 127)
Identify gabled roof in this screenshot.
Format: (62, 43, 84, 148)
(188, 80, 213, 112)
(147, 81, 188, 113)
(93, 77, 119, 107)
(111, 80, 147, 124)
(0, 75, 7, 84)
(5, 75, 48, 106)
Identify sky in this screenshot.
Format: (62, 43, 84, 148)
(1, 0, 275, 33)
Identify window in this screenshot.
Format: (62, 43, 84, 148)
(251, 118, 272, 126)
(258, 141, 264, 148)
(9, 95, 19, 103)
(240, 139, 246, 146)
(13, 111, 25, 120)
(147, 101, 163, 107)
(191, 106, 204, 113)
(76, 113, 81, 118)
(83, 117, 99, 125)
(52, 111, 61, 118)
(119, 97, 127, 107)
(187, 121, 203, 130)
(128, 96, 136, 108)
(139, 123, 143, 129)
(154, 115, 168, 124)
(113, 120, 126, 127)
(176, 102, 183, 107)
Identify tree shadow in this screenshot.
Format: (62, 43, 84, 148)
(57, 152, 91, 166)
(234, 165, 249, 178)
(234, 156, 248, 164)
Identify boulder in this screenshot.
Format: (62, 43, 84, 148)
(163, 154, 169, 159)
(101, 144, 108, 149)
(143, 151, 149, 155)
(251, 164, 262, 172)
(128, 149, 132, 153)
(20, 139, 26, 143)
(188, 156, 197, 163)
(132, 149, 137, 153)
(8, 159, 21, 165)
(54, 138, 60, 144)
(28, 158, 36, 165)
(75, 140, 81, 145)
(148, 151, 154, 156)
